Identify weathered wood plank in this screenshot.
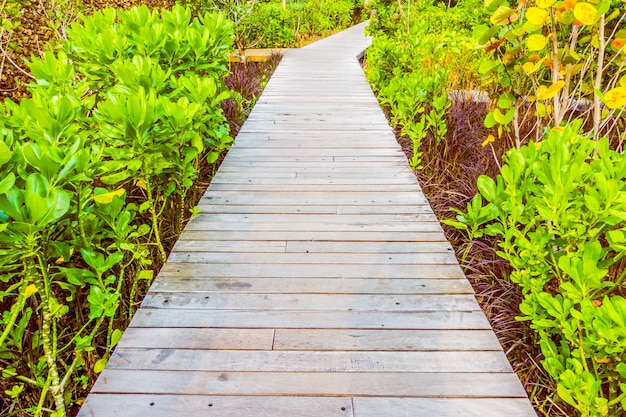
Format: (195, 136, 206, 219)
(183, 222, 443, 233)
(78, 395, 354, 417)
(167, 252, 459, 265)
(149, 277, 475, 294)
(273, 329, 502, 351)
(141, 293, 481, 311)
(172, 240, 287, 253)
(129, 309, 491, 329)
(157, 262, 465, 279)
(200, 191, 429, 205)
(90, 370, 529, 398)
(106, 349, 513, 373)
(117, 328, 275, 350)
(352, 398, 537, 417)
(173, 240, 452, 253)
(284, 241, 453, 253)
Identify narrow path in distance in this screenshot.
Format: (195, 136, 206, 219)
(78, 22, 536, 417)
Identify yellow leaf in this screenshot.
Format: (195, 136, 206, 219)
(536, 0, 555, 8)
(25, 284, 38, 299)
(594, 356, 611, 364)
(526, 7, 549, 25)
(55, 257, 65, 264)
(551, 126, 565, 132)
(482, 134, 496, 147)
(604, 87, 626, 109)
(527, 34, 548, 51)
(491, 6, 519, 25)
(573, 2, 597, 25)
(536, 80, 565, 100)
(93, 188, 126, 204)
(136, 178, 147, 190)
(523, 58, 545, 74)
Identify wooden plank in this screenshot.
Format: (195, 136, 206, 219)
(189, 213, 435, 224)
(284, 241, 453, 253)
(149, 277, 475, 295)
(90, 370, 529, 398)
(183, 222, 443, 233)
(106, 349, 513, 373)
(141, 293, 481, 311)
(78, 395, 354, 417)
(172, 240, 287, 253)
(200, 191, 429, 205)
(129, 309, 491, 330)
(196, 206, 435, 215)
(273, 329, 503, 351)
(166, 252, 459, 265)
(117, 328, 275, 350)
(353, 398, 537, 417)
(207, 183, 424, 192)
(173, 240, 451, 253)
(157, 263, 465, 279)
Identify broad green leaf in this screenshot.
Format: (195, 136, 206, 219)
(0, 141, 11, 166)
(0, 173, 15, 195)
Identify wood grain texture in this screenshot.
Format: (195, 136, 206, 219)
(90, 370, 529, 398)
(78, 21, 534, 417)
(79, 395, 354, 417)
(353, 398, 537, 417)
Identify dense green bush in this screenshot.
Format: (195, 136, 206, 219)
(0, 5, 233, 415)
(448, 122, 626, 416)
(183, 0, 365, 48)
(364, 0, 486, 169)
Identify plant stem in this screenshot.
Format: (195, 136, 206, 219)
(550, 8, 562, 126)
(593, 15, 605, 140)
(28, 255, 66, 416)
(143, 175, 167, 263)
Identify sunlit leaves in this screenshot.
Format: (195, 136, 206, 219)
(490, 6, 518, 25)
(573, 2, 597, 25)
(526, 7, 549, 26)
(536, 80, 565, 100)
(603, 87, 626, 109)
(527, 34, 548, 51)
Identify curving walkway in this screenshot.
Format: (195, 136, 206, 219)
(78, 22, 536, 417)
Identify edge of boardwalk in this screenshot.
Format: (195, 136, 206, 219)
(77, 22, 536, 417)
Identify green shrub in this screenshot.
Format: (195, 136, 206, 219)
(447, 121, 626, 416)
(0, 5, 233, 415)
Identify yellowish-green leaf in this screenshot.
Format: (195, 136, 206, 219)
(111, 329, 123, 348)
(94, 358, 107, 373)
(93, 189, 126, 204)
(491, 6, 518, 25)
(527, 34, 548, 51)
(604, 87, 626, 109)
(526, 7, 549, 25)
(574, 2, 597, 25)
(536, 81, 565, 100)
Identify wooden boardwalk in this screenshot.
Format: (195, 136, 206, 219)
(78, 22, 536, 417)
